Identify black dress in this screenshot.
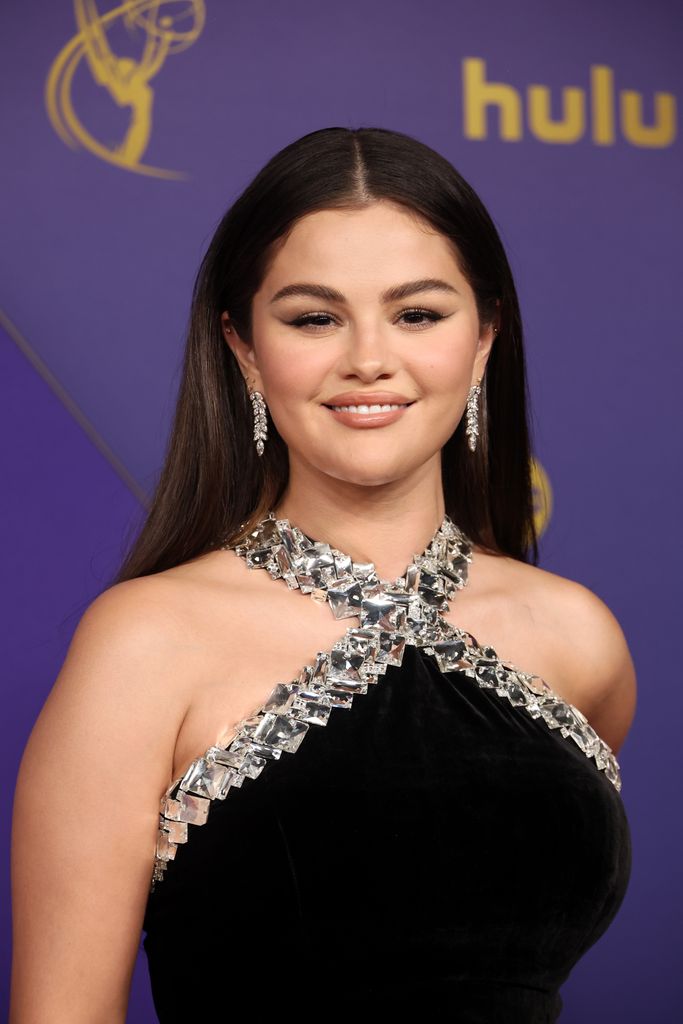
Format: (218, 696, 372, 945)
(141, 514, 632, 1022)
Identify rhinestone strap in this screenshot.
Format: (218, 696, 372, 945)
(150, 513, 622, 889)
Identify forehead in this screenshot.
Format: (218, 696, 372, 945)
(262, 202, 466, 288)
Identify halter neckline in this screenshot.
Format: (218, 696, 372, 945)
(149, 505, 623, 889)
(224, 509, 474, 612)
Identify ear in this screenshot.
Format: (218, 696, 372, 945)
(471, 306, 500, 386)
(220, 311, 264, 392)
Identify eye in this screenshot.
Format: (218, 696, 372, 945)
(286, 308, 448, 331)
(287, 312, 337, 330)
(398, 308, 447, 329)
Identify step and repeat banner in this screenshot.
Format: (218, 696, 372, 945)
(1, 1, 680, 1019)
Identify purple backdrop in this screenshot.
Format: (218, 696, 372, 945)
(2, 1, 681, 1019)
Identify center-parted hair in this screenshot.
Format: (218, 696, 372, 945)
(112, 126, 538, 585)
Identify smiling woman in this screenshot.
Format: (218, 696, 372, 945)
(10, 127, 634, 1023)
(219, 198, 502, 518)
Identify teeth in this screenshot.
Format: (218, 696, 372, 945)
(330, 403, 407, 413)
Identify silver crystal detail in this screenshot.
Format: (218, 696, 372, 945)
(151, 512, 623, 889)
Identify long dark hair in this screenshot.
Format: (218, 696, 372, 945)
(111, 126, 538, 585)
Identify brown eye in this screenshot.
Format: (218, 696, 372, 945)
(288, 313, 336, 330)
(398, 308, 446, 328)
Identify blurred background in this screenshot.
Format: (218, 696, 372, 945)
(1, 0, 681, 1019)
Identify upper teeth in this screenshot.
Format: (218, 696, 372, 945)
(330, 403, 407, 412)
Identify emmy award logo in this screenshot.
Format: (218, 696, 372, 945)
(45, 0, 206, 178)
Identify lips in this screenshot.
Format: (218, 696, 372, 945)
(323, 402, 414, 429)
(322, 391, 416, 408)
(326, 401, 411, 411)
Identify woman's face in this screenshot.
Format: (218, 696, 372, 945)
(223, 200, 496, 489)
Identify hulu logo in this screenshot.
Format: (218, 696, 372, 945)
(463, 58, 676, 147)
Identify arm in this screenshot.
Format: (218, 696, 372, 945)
(10, 578, 193, 1023)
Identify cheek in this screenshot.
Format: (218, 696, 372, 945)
(263, 330, 342, 394)
(413, 351, 472, 442)
(414, 347, 470, 401)
(258, 342, 330, 433)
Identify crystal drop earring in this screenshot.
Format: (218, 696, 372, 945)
(465, 379, 481, 452)
(246, 377, 268, 456)
(224, 322, 268, 456)
(465, 324, 497, 453)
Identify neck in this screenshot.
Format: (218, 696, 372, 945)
(272, 465, 447, 586)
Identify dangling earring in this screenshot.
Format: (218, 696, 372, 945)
(224, 320, 268, 456)
(246, 377, 268, 456)
(465, 378, 482, 452)
(465, 324, 497, 453)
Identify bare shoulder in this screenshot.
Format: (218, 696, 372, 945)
(56, 570, 216, 707)
(27, 572, 205, 759)
(10, 572, 217, 1019)
(60, 551, 257, 711)
(474, 549, 637, 755)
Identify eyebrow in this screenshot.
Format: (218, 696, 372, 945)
(269, 278, 460, 304)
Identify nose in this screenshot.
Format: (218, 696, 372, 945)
(340, 320, 399, 381)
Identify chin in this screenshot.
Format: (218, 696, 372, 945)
(292, 437, 441, 486)
(319, 457, 424, 489)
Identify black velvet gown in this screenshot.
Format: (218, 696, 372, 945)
(141, 515, 632, 1022)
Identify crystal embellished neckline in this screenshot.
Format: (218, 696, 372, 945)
(149, 508, 623, 890)
(232, 510, 474, 616)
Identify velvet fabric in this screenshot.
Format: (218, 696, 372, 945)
(142, 643, 632, 1021)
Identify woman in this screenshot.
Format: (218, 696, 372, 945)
(10, 127, 635, 1021)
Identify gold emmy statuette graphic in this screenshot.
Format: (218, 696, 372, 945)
(45, 0, 206, 178)
(531, 457, 553, 538)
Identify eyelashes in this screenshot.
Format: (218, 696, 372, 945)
(286, 308, 449, 332)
